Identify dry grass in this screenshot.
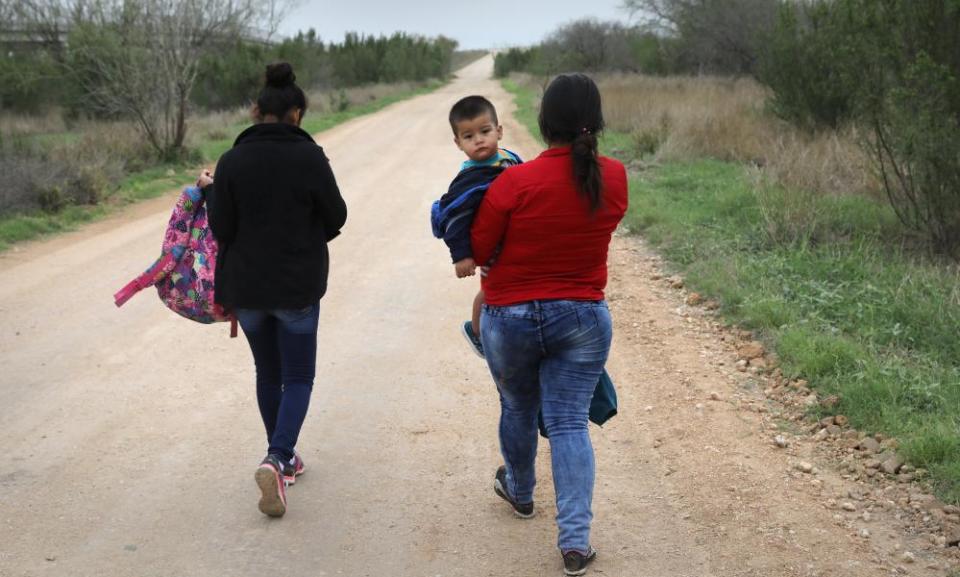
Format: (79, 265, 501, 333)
(597, 74, 878, 199)
(0, 109, 68, 136)
(602, 75, 771, 161)
(1, 81, 433, 216)
(187, 107, 248, 143)
(510, 73, 879, 202)
(0, 116, 152, 213)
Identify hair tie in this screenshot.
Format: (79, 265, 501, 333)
(580, 127, 593, 136)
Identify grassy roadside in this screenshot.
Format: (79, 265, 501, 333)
(504, 78, 960, 503)
(0, 79, 445, 252)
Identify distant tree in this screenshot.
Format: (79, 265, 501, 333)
(329, 32, 456, 86)
(540, 19, 639, 72)
(622, 0, 778, 74)
(494, 47, 539, 78)
(13, 0, 290, 159)
(494, 19, 668, 77)
(0, 0, 77, 111)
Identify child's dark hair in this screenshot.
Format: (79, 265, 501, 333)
(538, 73, 605, 210)
(257, 62, 307, 122)
(449, 95, 498, 134)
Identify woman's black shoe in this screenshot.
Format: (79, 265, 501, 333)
(562, 547, 596, 576)
(493, 466, 535, 518)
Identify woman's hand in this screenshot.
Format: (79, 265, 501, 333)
(197, 169, 213, 188)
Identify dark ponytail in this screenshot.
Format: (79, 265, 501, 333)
(257, 62, 307, 123)
(538, 73, 604, 211)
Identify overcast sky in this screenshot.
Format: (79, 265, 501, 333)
(276, 0, 632, 49)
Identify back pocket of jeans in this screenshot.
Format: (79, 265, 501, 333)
(276, 305, 315, 322)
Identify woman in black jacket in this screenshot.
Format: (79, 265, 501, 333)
(209, 62, 347, 518)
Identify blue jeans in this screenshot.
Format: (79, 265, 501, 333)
(481, 299, 612, 553)
(235, 304, 320, 462)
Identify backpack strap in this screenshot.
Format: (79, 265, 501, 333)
(113, 252, 176, 307)
(114, 186, 203, 308)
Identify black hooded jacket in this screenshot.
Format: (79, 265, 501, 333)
(209, 122, 347, 309)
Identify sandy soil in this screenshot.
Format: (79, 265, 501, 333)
(0, 56, 952, 577)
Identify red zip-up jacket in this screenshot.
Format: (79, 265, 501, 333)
(471, 146, 628, 306)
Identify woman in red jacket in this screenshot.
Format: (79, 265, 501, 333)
(471, 74, 628, 576)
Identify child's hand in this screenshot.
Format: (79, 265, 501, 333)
(455, 258, 477, 278)
(197, 169, 213, 188)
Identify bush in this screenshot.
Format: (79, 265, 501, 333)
(70, 167, 108, 205)
(193, 40, 270, 110)
(0, 47, 74, 113)
(760, 0, 960, 256)
(0, 117, 129, 215)
(866, 11, 960, 256)
(35, 183, 66, 213)
(760, 1, 859, 129)
(494, 47, 539, 78)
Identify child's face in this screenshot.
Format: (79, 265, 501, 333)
(454, 113, 503, 162)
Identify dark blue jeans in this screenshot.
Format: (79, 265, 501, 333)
(235, 304, 320, 462)
(481, 299, 612, 553)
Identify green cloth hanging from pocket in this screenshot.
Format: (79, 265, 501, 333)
(538, 368, 618, 438)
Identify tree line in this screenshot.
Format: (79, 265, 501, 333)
(192, 30, 457, 111)
(495, 0, 959, 256)
(0, 1, 458, 159)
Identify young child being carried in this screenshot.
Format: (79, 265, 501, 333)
(431, 95, 521, 357)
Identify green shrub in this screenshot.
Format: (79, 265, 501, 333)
(36, 184, 66, 213)
(494, 47, 539, 78)
(760, 1, 859, 129)
(760, 0, 960, 256)
(870, 51, 960, 256)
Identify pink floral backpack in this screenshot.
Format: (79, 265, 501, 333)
(114, 185, 237, 337)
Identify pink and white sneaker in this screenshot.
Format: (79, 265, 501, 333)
(255, 455, 287, 517)
(282, 452, 306, 486)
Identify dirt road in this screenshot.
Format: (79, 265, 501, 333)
(0, 56, 951, 577)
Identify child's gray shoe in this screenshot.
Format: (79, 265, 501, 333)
(461, 320, 484, 358)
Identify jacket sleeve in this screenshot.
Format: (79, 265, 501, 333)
(313, 147, 347, 242)
(209, 157, 236, 244)
(441, 190, 485, 263)
(471, 170, 516, 265)
(443, 209, 476, 263)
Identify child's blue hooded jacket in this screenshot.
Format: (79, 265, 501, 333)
(430, 149, 521, 263)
